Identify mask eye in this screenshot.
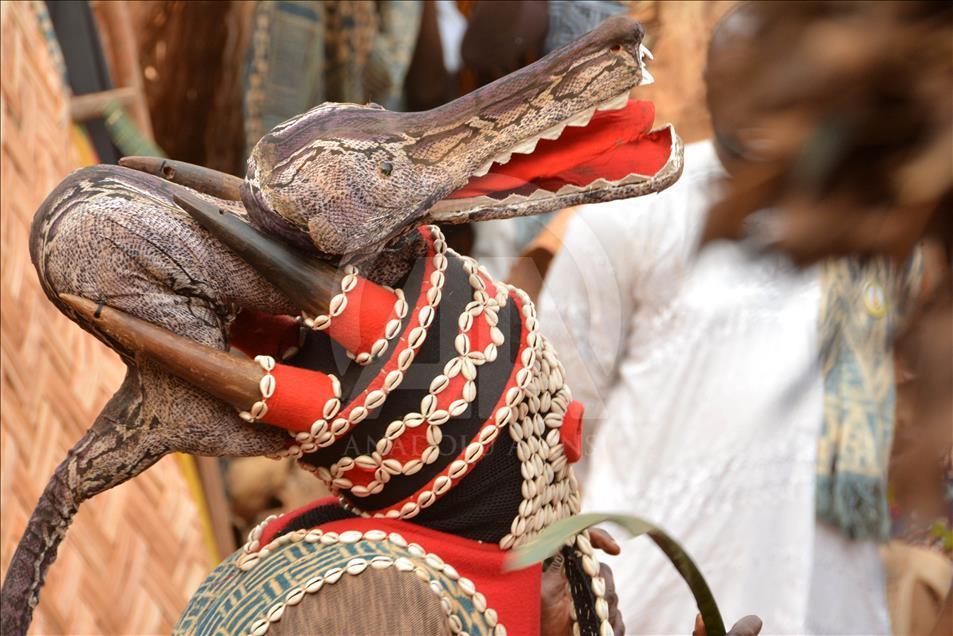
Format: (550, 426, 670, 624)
(379, 161, 393, 176)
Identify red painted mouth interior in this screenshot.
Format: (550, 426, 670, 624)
(449, 100, 672, 200)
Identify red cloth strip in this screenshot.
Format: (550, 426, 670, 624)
(227, 279, 400, 360)
(325, 277, 401, 354)
(314, 230, 437, 446)
(262, 365, 337, 432)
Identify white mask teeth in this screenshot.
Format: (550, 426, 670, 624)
(511, 138, 540, 155)
(566, 107, 596, 127)
(473, 93, 626, 179)
(640, 67, 655, 86)
(640, 43, 654, 61)
(493, 152, 513, 166)
(539, 121, 567, 141)
(472, 161, 493, 177)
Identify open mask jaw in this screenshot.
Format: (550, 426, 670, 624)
(426, 45, 683, 223)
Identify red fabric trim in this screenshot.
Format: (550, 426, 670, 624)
(263, 515, 542, 636)
(326, 278, 400, 354)
(228, 310, 299, 358)
(563, 400, 584, 464)
(320, 228, 437, 445)
(450, 100, 670, 198)
(262, 365, 336, 432)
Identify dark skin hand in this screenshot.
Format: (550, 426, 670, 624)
(541, 528, 764, 636)
(694, 614, 763, 636)
(541, 528, 624, 635)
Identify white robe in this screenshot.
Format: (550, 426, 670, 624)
(538, 141, 889, 635)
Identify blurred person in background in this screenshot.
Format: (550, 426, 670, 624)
(538, 4, 932, 633)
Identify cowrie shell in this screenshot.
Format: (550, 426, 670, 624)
(429, 374, 450, 394)
(434, 475, 452, 495)
(420, 394, 437, 416)
(388, 532, 408, 547)
(428, 409, 450, 425)
(404, 412, 425, 427)
(422, 445, 441, 464)
(398, 348, 415, 370)
(448, 460, 468, 479)
(322, 398, 341, 420)
(369, 340, 387, 358)
(329, 294, 348, 316)
(346, 558, 368, 575)
(465, 442, 484, 463)
(384, 370, 403, 391)
(449, 399, 469, 416)
(385, 319, 402, 339)
(365, 390, 386, 410)
(255, 355, 276, 371)
(408, 326, 427, 349)
(403, 459, 423, 475)
(385, 420, 406, 438)
(418, 305, 435, 327)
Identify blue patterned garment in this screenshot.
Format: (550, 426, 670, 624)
(177, 533, 492, 635)
(816, 252, 922, 540)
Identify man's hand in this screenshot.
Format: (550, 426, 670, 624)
(539, 527, 625, 635)
(693, 614, 763, 636)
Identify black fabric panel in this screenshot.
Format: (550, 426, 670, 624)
(339, 282, 521, 510)
(564, 546, 600, 636)
(409, 431, 523, 542)
(46, 1, 120, 164)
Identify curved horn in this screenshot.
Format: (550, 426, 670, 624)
(173, 191, 339, 316)
(119, 157, 243, 201)
(59, 294, 262, 410)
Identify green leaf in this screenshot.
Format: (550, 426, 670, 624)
(506, 512, 726, 636)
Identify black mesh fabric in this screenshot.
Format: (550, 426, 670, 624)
(564, 545, 599, 636)
(411, 433, 523, 542)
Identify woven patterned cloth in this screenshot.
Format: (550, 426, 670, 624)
(816, 253, 923, 541)
(243, 0, 422, 153)
(176, 514, 542, 635)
